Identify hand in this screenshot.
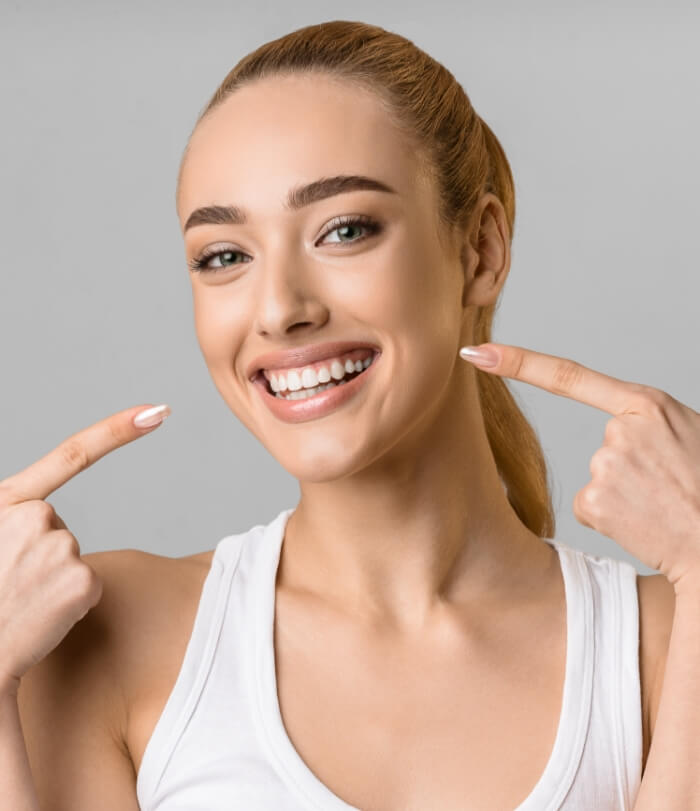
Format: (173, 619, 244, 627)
(0, 404, 170, 694)
(459, 343, 700, 594)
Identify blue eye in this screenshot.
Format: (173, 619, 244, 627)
(188, 214, 382, 273)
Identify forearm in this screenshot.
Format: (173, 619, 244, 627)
(633, 587, 700, 810)
(0, 686, 41, 811)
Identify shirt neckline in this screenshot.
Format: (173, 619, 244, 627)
(250, 508, 594, 811)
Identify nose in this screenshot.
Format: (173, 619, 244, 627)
(253, 252, 329, 339)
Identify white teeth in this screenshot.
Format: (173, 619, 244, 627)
(330, 360, 345, 380)
(266, 351, 378, 397)
(286, 370, 302, 391)
(301, 367, 318, 388)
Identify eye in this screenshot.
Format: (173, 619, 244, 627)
(188, 246, 251, 273)
(317, 214, 382, 246)
(188, 214, 382, 274)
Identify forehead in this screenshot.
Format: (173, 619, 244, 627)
(177, 73, 426, 226)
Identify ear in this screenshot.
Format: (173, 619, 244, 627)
(459, 193, 511, 309)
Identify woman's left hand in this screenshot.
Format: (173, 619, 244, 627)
(459, 343, 700, 595)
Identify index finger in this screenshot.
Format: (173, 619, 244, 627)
(0, 404, 170, 506)
(462, 343, 644, 415)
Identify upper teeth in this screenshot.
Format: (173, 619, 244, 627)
(265, 352, 376, 393)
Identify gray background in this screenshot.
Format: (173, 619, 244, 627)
(1, 1, 697, 575)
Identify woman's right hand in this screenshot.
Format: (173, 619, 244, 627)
(0, 404, 170, 694)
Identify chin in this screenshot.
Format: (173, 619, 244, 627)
(272, 431, 378, 484)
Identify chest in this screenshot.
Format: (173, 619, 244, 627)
(128, 559, 568, 811)
(269, 588, 567, 811)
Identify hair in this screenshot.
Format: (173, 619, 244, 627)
(177, 20, 556, 539)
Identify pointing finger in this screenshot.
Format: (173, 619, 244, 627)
(459, 343, 646, 416)
(0, 404, 170, 506)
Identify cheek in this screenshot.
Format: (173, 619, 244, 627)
(192, 292, 245, 367)
(378, 256, 461, 372)
(380, 229, 454, 320)
(380, 292, 464, 422)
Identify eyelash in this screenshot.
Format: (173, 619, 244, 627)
(187, 214, 382, 273)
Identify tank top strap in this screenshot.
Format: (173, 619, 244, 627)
(608, 556, 643, 808)
(515, 539, 596, 810)
(537, 540, 642, 811)
(135, 526, 250, 805)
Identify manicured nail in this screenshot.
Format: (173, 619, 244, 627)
(133, 404, 171, 428)
(459, 345, 499, 367)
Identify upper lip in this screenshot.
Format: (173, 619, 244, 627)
(247, 340, 381, 381)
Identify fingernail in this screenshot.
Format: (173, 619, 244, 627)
(459, 345, 499, 367)
(133, 404, 171, 428)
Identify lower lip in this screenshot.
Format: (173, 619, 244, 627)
(252, 352, 381, 424)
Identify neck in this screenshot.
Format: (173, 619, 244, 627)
(278, 372, 554, 632)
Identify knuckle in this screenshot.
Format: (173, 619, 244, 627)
(59, 438, 90, 473)
(634, 385, 672, 415)
(551, 360, 584, 396)
(577, 486, 601, 516)
(27, 499, 56, 528)
(589, 447, 616, 477)
(603, 418, 625, 444)
(106, 419, 129, 446)
(572, 491, 592, 526)
(583, 488, 601, 514)
(55, 529, 81, 558)
(52, 512, 69, 531)
(510, 349, 527, 379)
(75, 562, 102, 603)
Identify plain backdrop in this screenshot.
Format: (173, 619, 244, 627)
(1, 0, 697, 575)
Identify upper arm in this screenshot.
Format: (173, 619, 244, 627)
(16, 549, 143, 811)
(636, 572, 676, 777)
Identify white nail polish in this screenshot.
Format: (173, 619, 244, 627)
(133, 404, 171, 428)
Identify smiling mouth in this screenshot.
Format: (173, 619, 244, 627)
(257, 350, 380, 400)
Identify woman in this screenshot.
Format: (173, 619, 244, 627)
(3, 20, 698, 811)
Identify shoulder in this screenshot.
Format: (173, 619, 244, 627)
(78, 546, 214, 687)
(16, 546, 213, 807)
(20, 546, 212, 744)
(636, 572, 675, 775)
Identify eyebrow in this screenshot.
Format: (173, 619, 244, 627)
(183, 174, 397, 233)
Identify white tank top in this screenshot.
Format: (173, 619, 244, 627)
(136, 507, 643, 810)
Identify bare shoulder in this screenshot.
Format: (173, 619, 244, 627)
(84, 547, 215, 773)
(636, 572, 676, 776)
(16, 546, 212, 809)
(16, 547, 158, 809)
(77, 546, 214, 712)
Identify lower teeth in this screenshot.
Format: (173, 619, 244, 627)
(275, 380, 345, 400)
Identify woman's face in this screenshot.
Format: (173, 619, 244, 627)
(177, 73, 482, 482)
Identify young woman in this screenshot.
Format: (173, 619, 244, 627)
(3, 20, 698, 811)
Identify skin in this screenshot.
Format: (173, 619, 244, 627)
(177, 72, 557, 632)
(5, 70, 676, 810)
